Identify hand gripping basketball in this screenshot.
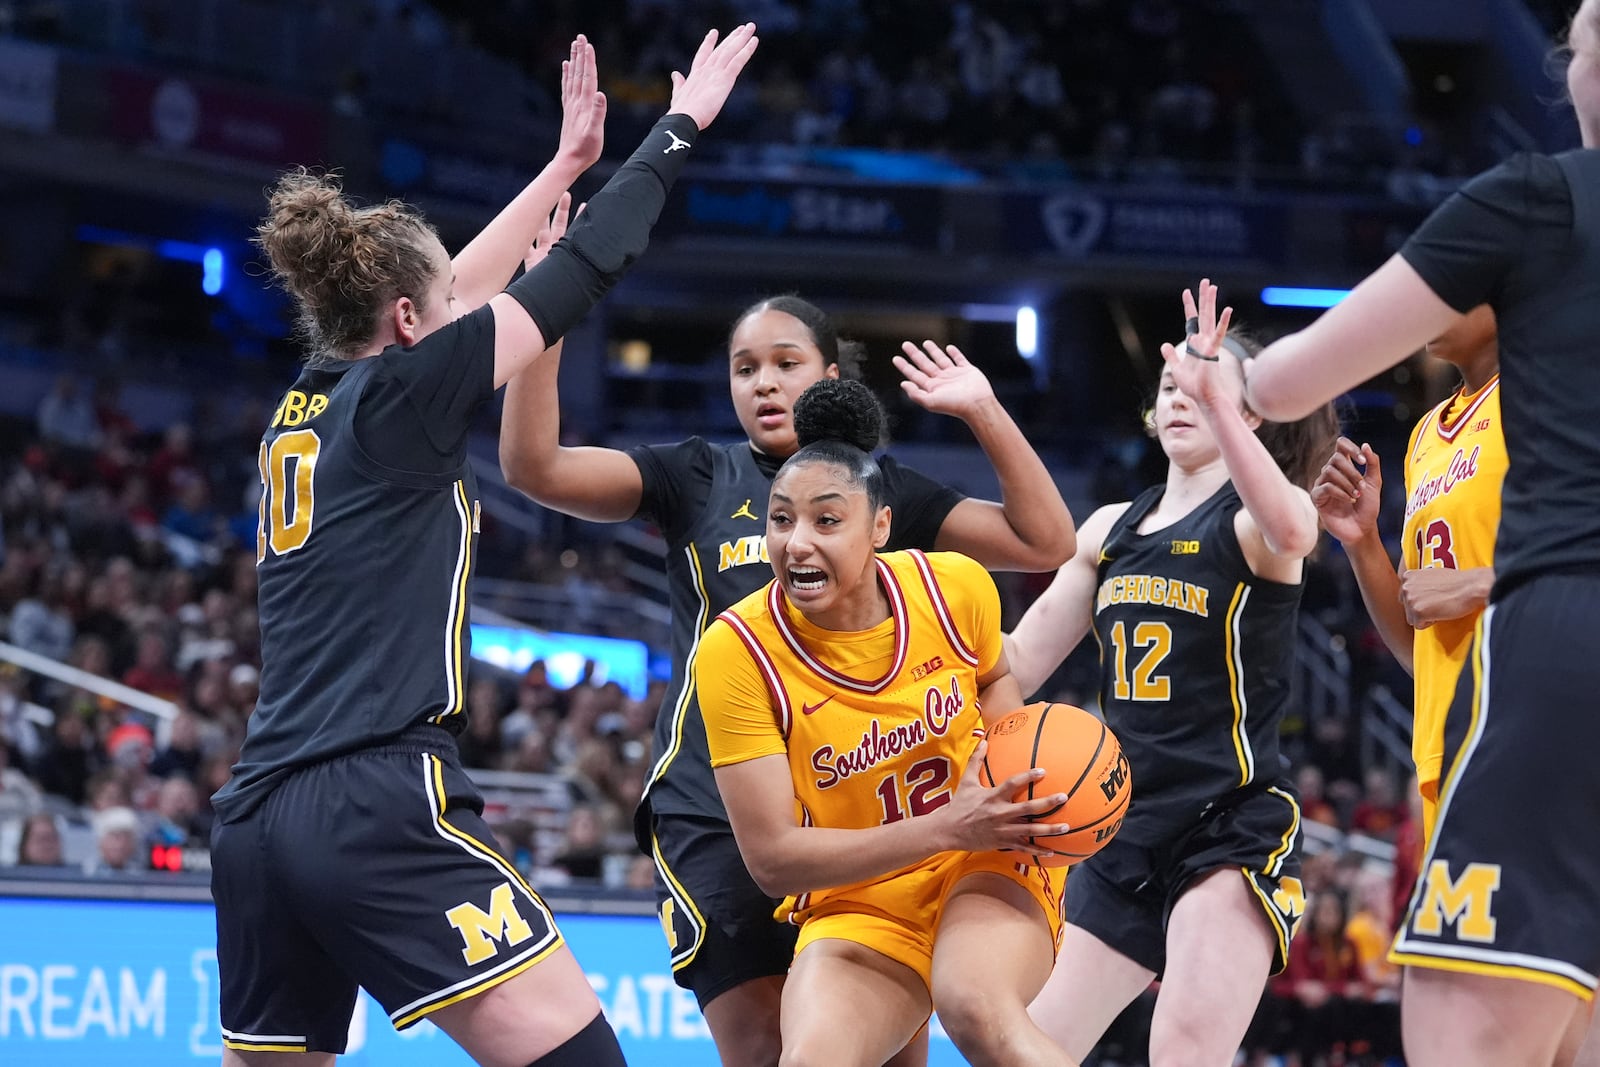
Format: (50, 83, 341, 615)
(937, 741, 1071, 855)
(977, 702, 1132, 867)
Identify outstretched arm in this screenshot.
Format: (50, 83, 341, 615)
(486, 24, 760, 388)
(1245, 256, 1461, 422)
(895, 341, 1076, 571)
(452, 36, 606, 310)
(1005, 503, 1122, 697)
(1312, 438, 1414, 674)
(499, 194, 645, 520)
(1164, 281, 1319, 564)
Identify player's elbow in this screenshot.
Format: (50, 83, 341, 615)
(741, 850, 797, 898)
(1266, 523, 1321, 562)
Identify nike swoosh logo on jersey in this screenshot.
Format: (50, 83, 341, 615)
(801, 694, 836, 715)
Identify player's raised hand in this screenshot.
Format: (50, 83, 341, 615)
(934, 741, 1070, 853)
(668, 23, 760, 130)
(894, 341, 996, 421)
(1160, 279, 1244, 412)
(1311, 437, 1383, 545)
(555, 35, 606, 171)
(522, 193, 575, 272)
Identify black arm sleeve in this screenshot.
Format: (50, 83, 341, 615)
(1399, 153, 1573, 313)
(506, 113, 701, 344)
(879, 455, 965, 551)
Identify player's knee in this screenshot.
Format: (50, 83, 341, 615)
(526, 1011, 626, 1067)
(1149, 1014, 1228, 1067)
(713, 1022, 781, 1067)
(935, 988, 1014, 1059)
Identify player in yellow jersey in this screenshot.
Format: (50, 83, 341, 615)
(1310, 305, 1503, 840)
(695, 380, 1077, 1067)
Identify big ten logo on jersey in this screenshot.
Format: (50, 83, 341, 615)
(810, 676, 964, 790)
(910, 655, 944, 681)
(1170, 539, 1200, 555)
(1410, 860, 1502, 943)
(270, 389, 329, 428)
(444, 882, 533, 965)
(717, 534, 768, 572)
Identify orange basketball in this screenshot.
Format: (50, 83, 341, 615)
(977, 701, 1132, 867)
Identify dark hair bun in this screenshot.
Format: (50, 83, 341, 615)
(794, 378, 885, 452)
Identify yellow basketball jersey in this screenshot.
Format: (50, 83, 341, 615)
(697, 550, 1000, 925)
(1401, 376, 1506, 788)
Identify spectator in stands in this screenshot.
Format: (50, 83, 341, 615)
(550, 803, 607, 883)
(148, 710, 203, 780)
(145, 423, 203, 510)
(15, 811, 65, 867)
(0, 739, 43, 817)
(36, 374, 102, 452)
(1267, 889, 1367, 1067)
(121, 628, 183, 701)
(10, 567, 77, 663)
(458, 681, 506, 769)
(1350, 766, 1408, 842)
(84, 805, 142, 875)
(31, 709, 97, 805)
(147, 775, 204, 850)
(1295, 762, 1340, 829)
(0, 662, 43, 764)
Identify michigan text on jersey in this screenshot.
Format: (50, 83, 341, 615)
(1095, 574, 1210, 617)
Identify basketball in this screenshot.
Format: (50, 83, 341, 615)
(978, 701, 1132, 867)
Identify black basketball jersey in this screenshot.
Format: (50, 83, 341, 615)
(1092, 482, 1301, 846)
(628, 437, 962, 825)
(1401, 149, 1600, 595)
(213, 307, 497, 822)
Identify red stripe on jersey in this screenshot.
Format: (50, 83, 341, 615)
(767, 561, 909, 693)
(1434, 377, 1499, 443)
(909, 550, 979, 667)
(719, 610, 794, 740)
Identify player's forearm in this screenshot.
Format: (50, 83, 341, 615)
(1443, 566, 1495, 617)
(961, 396, 1075, 568)
(453, 157, 587, 310)
(740, 818, 955, 898)
(1346, 536, 1414, 675)
(499, 339, 564, 489)
(1203, 396, 1319, 559)
(978, 671, 1024, 725)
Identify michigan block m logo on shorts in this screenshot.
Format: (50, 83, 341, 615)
(445, 882, 534, 964)
(1411, 860, 1502, 943)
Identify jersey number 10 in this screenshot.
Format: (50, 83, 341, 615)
(257, 430, 322, 562)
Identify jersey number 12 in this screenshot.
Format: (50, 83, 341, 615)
(1109, 620, 1172, 701)
(257, 430, 322, 562)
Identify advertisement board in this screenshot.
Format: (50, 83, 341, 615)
(0, 895, 968, 1065)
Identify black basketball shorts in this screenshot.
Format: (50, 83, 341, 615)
(1392, 575, 1600, 1000)
(1065, 779, 1305, 977)
(646, 810, 799, 1010)
(211, 727, 564, 1054)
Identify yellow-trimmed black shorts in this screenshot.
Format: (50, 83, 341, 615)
(211, 727, 563, 1054)
(1064, 779, 1305, 977)
(646, 810, 799, 1009)
(1392, 577, 1600, 1001)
